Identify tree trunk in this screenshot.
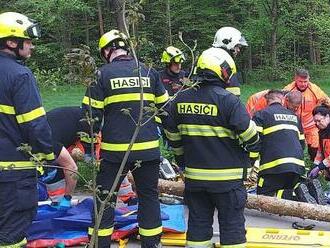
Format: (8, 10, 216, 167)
(155, 179, 330, 222)
(109, 0, 126, 32)
(97, 0, 105, 35)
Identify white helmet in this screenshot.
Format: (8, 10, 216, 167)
(212, 27, 248, 51)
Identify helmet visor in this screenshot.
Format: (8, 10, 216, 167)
(25, 23, 41, 39)
(239, 35, 248, 47)
(172, 54, 185, 63)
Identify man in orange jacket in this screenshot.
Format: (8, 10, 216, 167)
(246, 89, 269, 117)
(284, 69, 330, 160)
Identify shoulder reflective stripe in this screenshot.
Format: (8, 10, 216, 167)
(1, 238, 28, 248)
(0, 161, 35, 170)
(299, 133, 305, 140)
(258, 177, 264, 187)
(16, 107, 46, 124)
(35, 152, 55, 161)
(88, 227, 114, 236)
(220, 243, 246, 248)
(101, 140, 159, 151)
(139, 226, 162, 236)
(178, 124, 236, 139)
(239, 120, 257, 142)
(226, 86, 241, 96)
(249, 152, 259, 158)
(155, 116, 162, 124)
(104, 93, 155, 106)
(260, 157, 305, 171)
(184, 167, 243, 181)
(256, 126, 263, 132)
(263, 124, 299, 135)
(0, 104, 15, 114)
(164, 129, 181, 141)
(82, 96, 104, 109)
(276, 189, 284, 199)
(186, 239, 212, 247)
(172, 146, 184, 155)
(155, 91, 169, 104)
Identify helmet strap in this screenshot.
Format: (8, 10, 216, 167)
(5, 38, 25, 60)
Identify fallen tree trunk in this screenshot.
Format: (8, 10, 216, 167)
(156, 178, 330, 222)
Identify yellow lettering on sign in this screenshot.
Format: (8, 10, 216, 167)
(177, 103, 218, 116)
(110, 77, 150, 89)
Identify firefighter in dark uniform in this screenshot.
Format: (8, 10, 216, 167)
(83, 29, 169, 248)
(212, 27, 248, 97)
(164, 48, 259, 247)
(252, 90, 314, 202)
(0, 12, 54, 246)
(159, 46, 186, 96)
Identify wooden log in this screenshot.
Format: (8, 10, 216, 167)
(156, 178, 330, 222)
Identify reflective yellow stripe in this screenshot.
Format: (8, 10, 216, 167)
(299, 133, 305, 140)
(239, 120, 257, 142)
(81, 135, 97, 144)
(0, 161, 35, 170)
(104, 93, 155, 106)
(88, 227, 113, 236)
(178, 124, 236, 139)
(16, 107, 45, 124)
(155, 116, 162, 124)
(172, 146, 184, 155)
(164, 129, 181, 141)
(35, 152, 55, 161)
(276, 189, 284, 199)
(0, 104, 15, 114)
(82, 96, 104, 109)
(0, 238, 27, 248)
(184, 167, 243, 181)
(221, 243, 246, 248)
(226, 86, 241, 96)
(260, 157, 304, 171)
(263, 124, 299, 135)
(155, 92, 169, 104)
(139, 226, 162, 236)
(256, 126, 263, 132)
(186, 239, 212, 248)
(249, 152, 259, 158)
(258, 177, 264, 187)
(101, 140, 159, 152)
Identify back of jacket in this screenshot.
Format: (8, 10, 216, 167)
(0, 52, 54, 181)
(164, 80, 259, 192)
(82, 56, 168, 163)
(253, 103, 305, 176)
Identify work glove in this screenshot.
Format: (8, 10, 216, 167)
(54, 195, 72, 209)
(308, 162, 326, 179)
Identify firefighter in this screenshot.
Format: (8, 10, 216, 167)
(212, 26, 248, 97)
(163, 48, 259, 248)
(0, 12, 55, 246)
(284, 68, 330, 161)
(83, 29, 169, 248)
(309, 105, 330, 181)
(159, 46, 186, 96)
(253, 90, 325, 204)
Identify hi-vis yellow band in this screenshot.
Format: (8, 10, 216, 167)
(0, 161, 36, 170)
(172, 146, 184, 156)
(177, 103, 218, 116)
(155, 92, 169, 104)
(88, 227, 114, 236)
(35, 152, 55, 161)
(0, 238, 28, 248)
(178, 124, 236, 139)
(101, 140, 159, 152)
(260, 157, 304, 171)
(139, 226, 163, 236)
(164, 129, 181, 141)
(186, 239, 212, 248)
(16, 107, 46, 124)
(104, 93, 155, 105)
(82, 96, 104, 109)
(239, 120, 257, 142)
(0, 104, 15, 115)
(226, 86, 241, 96)
(263, 124, 299, 136)
(184, 167, 243, 181)
(110, 77, 150, 90)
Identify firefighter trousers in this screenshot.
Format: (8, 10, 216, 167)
(185, 184, 247, 248)
(0, 173, 38, 247)
(89, 159, 162, 248)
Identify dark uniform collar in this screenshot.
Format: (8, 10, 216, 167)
(112, 54, 133, 62)
(269, 102, 282, 107)
(0, 50, 24, 64)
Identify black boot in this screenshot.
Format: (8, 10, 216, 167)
(306, 179, 327, 205)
